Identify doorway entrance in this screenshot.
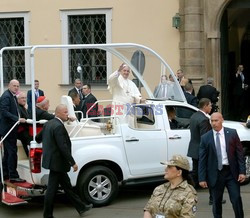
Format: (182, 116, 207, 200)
(220, 1, 250, 120)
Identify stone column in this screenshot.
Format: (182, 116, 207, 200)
(179, 0, 204, 92)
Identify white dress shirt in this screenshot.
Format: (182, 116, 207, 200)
(213, 127, 229, 165)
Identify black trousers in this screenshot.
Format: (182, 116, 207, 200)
(211, 166, 244, 218)
(44, 170, 87, 218)
(17, 129, 31, 157)
(191, 158, 199, 188)
(2, 134, 19, 179)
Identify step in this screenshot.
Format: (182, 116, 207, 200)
(1, 192, 28, 205)
(5, 180, 33, 189)
(4, 180, 33, 199)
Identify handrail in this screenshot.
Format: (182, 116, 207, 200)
(0, 42, 186, 139)
(0, 46, 33, 95)
(0, 120, 20, 200)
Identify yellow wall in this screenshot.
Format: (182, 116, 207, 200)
(0, 0, 180, 110)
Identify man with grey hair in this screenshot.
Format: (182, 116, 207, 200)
(197, 77, 220, 114)
(17, 91, 30, 156)
(30, 96, 55, 121)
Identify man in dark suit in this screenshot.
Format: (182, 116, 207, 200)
(197, 77, 220, 114)
(176, 69, 195, 95)
(232, 64, 249, 121)
(28, 96, 55, 137)
(0, 80, 26, 183)
(199, 112, 246, 218)
(68, 79, 83, 111)
(34, 96, 55, 121)
(187, 98, 212, 188)
(184, 82, 198, 107)
(69, 92, 81, 121)
(82, 84, 98, 119)
(27, 80, 44, 112)
(68, 79, 83, 99)
(166, 106, 179, 129)
(35, 104, 92, 218)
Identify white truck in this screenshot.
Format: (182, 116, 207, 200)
(1, 43, 250, 206)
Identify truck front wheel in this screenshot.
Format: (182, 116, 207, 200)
(78, 166, 119, 206)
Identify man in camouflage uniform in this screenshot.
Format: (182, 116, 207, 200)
(144, 155, 197, 218)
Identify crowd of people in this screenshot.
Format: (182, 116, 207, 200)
(0, 62, 249, 218)
(155, 68, 220, 115)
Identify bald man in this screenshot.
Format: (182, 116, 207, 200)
(35, 104, 92, 218)
(199, 112, 246, 218)
(0, 79, 26, 183)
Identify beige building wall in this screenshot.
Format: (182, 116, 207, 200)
(0, 0, 180, 110)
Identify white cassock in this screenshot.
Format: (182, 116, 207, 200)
(108, 70, 141, 104)
(108, 70, 142, 123)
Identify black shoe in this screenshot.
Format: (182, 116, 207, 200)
(209, 199, 226, 205)
(10, 178, 26, 183)
(79, 204, 93, 217)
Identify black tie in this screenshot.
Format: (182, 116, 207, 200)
(78, 89, 83, 100)
(14, 96, 20, 118)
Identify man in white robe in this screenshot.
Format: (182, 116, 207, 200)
(108, 63, 142, 123)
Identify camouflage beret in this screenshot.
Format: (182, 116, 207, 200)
(161, 155, 190, 171)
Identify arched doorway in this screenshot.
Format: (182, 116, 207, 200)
(220, 1, 250, 120)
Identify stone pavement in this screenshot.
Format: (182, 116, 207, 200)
(86, 183, 250, 218)
(0, 182, 250, 217)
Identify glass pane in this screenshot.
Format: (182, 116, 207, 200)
(68, 14, 106, 84)
(0, 18, 25, 83)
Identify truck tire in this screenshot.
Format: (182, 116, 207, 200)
(78, 166, 119, 206)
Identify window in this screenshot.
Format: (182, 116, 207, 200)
(61, 9, 112, 85)
(129, 105, 156, 129)
(0, 17, 24, 83)
(166, 105, 196, 129)
(0, 13, 29, 84)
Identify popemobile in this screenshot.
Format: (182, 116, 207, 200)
(1, 43, 250, 206)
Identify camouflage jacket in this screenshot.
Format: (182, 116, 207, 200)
(144, 180, 197, 218)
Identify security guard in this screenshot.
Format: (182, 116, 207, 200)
(144, 155, 197, 218)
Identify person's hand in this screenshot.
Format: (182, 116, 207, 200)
(118, 63, 126, 72)
(242, 123, 247, 127)
(72, 164, 78, 172)
(19, 118, 26, 123)
(140, 98, 146, 104)
(238, 174, 246, 183)
(199, 181, 208, 188)
(68, 116, 76, 122)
